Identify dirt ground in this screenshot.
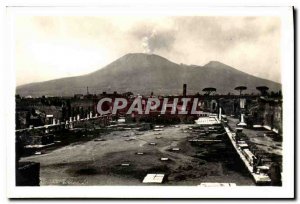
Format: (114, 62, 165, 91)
(21, 124, 255, 186)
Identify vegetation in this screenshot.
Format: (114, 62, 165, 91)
(202, 87, 217, 96)
(234, 86, 247, 95)
(256, 86, 269, 96)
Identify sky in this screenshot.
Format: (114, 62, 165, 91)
(14, 16, 281, 86)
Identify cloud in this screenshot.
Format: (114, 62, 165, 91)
(14, 16, 281, 85)
(130, 23, 176, 53)
(140, 29, 176, 53)
(148, 16, 281, 82)
(172, 16, 280, 52)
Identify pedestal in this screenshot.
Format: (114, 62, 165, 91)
(237, 113, 247, 127)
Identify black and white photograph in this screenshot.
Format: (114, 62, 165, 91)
(3, 3, 295, 199)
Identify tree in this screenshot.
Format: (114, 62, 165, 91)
(234, 86, 247, 95)
(202, 87, 216, 95)
(256, 86, 269, 96)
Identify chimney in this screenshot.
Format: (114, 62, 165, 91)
(183, 84, 187, 97)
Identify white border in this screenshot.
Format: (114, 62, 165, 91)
(3, 4, 294, 199)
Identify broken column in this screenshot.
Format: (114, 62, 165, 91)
(69, 122, 73, 129)
(69, 117, 74, 129)
(65, 120, 69, 129)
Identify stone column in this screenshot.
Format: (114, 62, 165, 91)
(65, 120, 69, 129)
(69, 122, 73, 129)
(237, 98, 247, 127)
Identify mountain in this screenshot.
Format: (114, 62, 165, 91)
(16, 53, 281, 97)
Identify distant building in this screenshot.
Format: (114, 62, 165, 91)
(74, 94, 84, 99)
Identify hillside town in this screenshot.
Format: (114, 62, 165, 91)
(16, 84, 282, 186)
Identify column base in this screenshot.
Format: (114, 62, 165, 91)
(237, 122, 247, 127)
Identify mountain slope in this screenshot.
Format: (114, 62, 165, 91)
(16, 53, 281, 97)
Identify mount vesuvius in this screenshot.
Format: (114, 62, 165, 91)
(16, 53, 281, 97)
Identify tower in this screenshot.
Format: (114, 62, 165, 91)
(183, 84, 187, 97)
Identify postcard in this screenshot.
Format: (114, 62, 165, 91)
(4, 4, 294, 198)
